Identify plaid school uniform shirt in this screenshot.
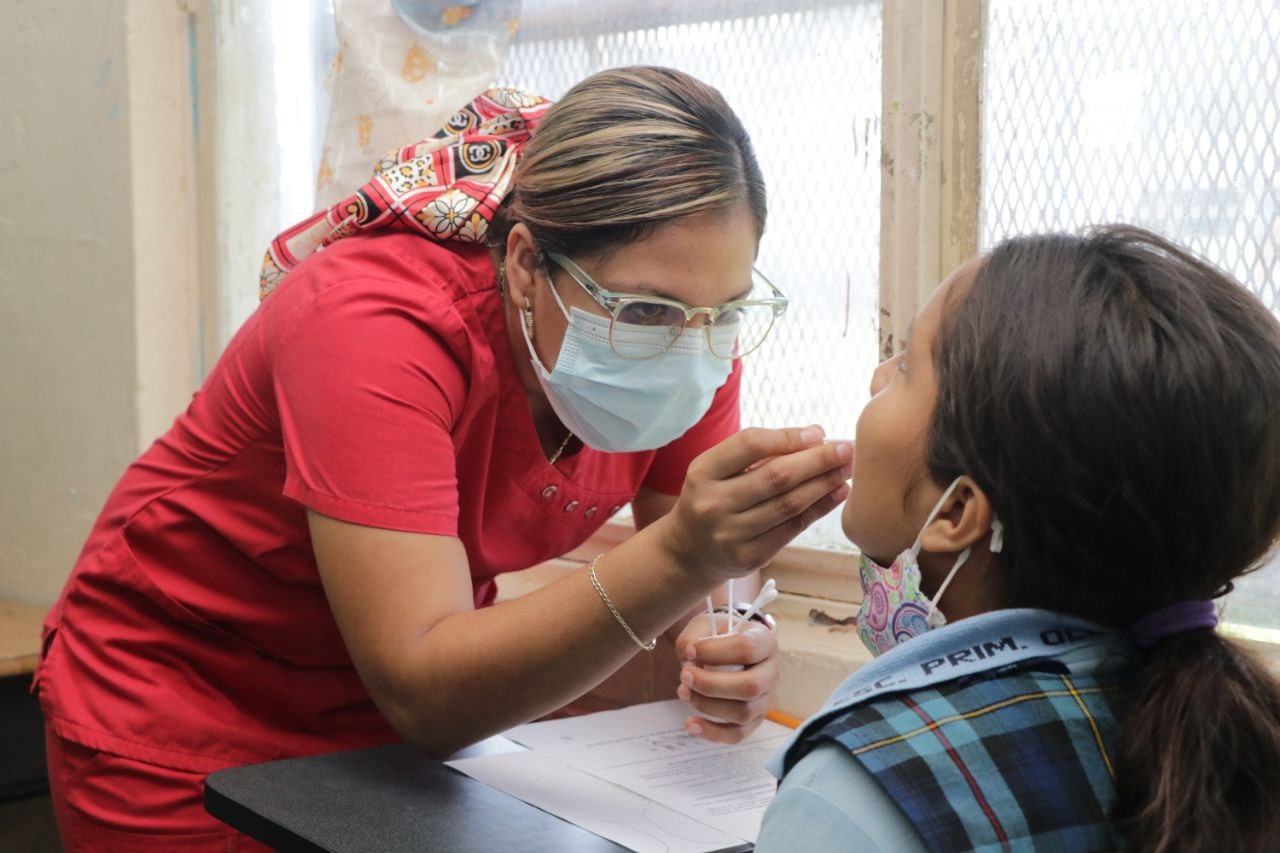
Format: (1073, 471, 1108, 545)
(793, 659, 1129, 853)
(761, 611, 1139, 853)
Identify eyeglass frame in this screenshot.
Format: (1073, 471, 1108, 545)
(542, 251, 789, 360)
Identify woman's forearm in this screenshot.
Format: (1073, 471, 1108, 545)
(385, 517, 710, 757)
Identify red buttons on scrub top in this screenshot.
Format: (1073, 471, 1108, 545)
(564, 500, 579, 512)
(540, 485, 558, 500)
(584, 507, 598, 519)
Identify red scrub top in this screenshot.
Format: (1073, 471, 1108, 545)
(34, 231, 741, 774)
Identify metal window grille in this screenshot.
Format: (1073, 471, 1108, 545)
(499, 0, 882, 551)
(982, 0, 1280, 630)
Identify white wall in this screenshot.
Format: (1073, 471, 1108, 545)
(0, 1, 200, 605)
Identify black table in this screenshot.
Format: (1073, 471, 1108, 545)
(205, 739, 628, 852)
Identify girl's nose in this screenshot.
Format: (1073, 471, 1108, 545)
(869, 357, 895, 396)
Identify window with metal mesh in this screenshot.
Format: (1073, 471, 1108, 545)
(982, 0, 1280, 631)
(498, 0, 882, 551)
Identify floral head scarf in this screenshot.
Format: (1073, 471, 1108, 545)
(259, 87, 552, 300)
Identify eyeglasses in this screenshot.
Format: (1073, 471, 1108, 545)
(544, 252, 789, 360)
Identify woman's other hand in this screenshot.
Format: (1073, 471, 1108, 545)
(674, 612, 779, 743)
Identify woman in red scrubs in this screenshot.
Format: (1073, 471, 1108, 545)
(34, 66, 852, 850)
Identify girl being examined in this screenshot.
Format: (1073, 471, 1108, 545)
(753, 225, 1280, 852)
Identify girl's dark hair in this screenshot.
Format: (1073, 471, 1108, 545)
(488, 65, 766, 259)
(926, 224, 1280, 851)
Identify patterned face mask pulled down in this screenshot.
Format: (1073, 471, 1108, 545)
(856, 478, 1004, 656)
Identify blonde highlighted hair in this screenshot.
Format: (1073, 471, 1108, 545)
(490, 66, 766, 258)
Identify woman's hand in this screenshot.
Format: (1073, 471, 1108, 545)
(674, 612, 779, 743)
(657, 426, 852, 582)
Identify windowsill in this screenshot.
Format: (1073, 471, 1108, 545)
(497, 522, 1280, 720)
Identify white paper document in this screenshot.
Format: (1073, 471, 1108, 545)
(447, 749, 745, 853)
(447, 700, 791, 852)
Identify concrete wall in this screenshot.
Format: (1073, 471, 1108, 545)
(0, 1, 200, 606)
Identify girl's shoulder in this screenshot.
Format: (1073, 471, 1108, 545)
(757, 741, 928, 853)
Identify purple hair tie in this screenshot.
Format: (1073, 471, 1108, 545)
(1130, 600, 1219, 649)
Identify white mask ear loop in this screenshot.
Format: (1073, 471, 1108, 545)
(930, 514, 1003, 616)
(905, 478, 965, 564)
(520, 263, 580, 376)
(931, 513, 1004, 616)
(904, 477, 967, 620)
(928, 547, 971, 615)
(906, 479, 1004, 622)
(542, 263, 574, 322)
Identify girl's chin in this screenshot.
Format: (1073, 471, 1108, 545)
(841, 502, 895, 561)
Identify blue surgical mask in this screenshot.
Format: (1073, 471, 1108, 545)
(521, 285, 734, 453)
(856, 477, 1004, 656)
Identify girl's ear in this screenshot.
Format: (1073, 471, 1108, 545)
(503, 223, 543, 307)
(918, 476, 997, 555)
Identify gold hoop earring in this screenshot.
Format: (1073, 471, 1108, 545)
(523, 300, 535, 341)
